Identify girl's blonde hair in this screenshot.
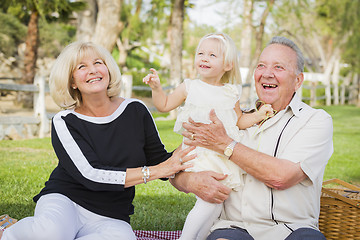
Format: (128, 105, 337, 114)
(49, 41, 122, 109)
(196, 32, 241, 85)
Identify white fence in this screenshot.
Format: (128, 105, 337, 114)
(0, 76, 50, 139)
(0, 71, 359, 140)
(300, 72, 359, 106)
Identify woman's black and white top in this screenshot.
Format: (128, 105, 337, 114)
(33, 98, 171, 223)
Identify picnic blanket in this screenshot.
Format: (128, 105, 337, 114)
(1, 214, 181, 240)
(134, 230, 182, 240)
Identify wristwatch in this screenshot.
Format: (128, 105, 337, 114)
(224, 140, 237, 158)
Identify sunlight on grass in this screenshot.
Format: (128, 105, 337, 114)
(132, 180, 196, 230)
(320, 106, 360, 184)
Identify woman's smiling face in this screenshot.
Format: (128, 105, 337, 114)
(254, 44, 304, 111)
(72, 51, 110, 97)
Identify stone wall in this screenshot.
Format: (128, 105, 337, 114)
(0, 116, 51, 140)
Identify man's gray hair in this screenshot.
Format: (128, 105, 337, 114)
(267, 36, 304, 73)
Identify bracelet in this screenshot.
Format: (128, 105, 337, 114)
(141, 166, 150, 184)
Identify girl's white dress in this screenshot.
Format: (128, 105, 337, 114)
(174, 79, 245, 190)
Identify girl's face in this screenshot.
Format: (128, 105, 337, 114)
(71, 51, 110, 98)
(195, 38, 231, 85)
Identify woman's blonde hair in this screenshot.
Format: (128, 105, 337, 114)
(49, 41, 122, 109)
(196, 32, 241, 85)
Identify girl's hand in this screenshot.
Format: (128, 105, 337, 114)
(257, 103, 275, 119)
(156, 146, 195, 179)
(142, 68, 161, 90)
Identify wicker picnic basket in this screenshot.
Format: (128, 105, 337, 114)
(319, 179, 360, 240)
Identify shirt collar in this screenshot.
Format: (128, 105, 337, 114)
(284, 92, 303, 117)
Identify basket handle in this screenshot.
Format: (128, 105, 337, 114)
(322, 178, 360, 208)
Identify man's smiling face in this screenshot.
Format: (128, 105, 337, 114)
(254, 44, 304, 112)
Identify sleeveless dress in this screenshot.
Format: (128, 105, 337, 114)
(174, 79, 245, 190)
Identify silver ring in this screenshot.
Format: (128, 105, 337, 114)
(190, 133, 195, 140)
(179, 158, 183, 163)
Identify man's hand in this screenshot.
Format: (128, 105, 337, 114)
(182, 109, 232, 154)
(170, 171, 231, 204)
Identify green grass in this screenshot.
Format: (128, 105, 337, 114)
(319, 105, 360, 184)
(0, 105, 359, 230)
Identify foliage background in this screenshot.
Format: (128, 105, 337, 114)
(1, 0, 359, 92)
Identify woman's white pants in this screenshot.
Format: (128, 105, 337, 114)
(2, 193, 136, 240)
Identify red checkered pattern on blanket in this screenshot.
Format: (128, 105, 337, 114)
(134, 230, 182, 240)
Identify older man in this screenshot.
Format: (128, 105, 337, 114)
(171, 36, 333, 240)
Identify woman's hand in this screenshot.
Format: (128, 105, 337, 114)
(125, 146, 195, 188)
(182, 109, 232, 154)
(154, 145, 196, 179)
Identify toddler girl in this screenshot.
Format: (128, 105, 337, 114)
(143, 33, 274, 240)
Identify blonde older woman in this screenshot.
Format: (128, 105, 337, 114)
(1, 41, 193, 240)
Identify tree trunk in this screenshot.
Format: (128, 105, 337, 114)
(352, 73, 360, 107)
(116, 38, 128, 67)
(170, 0, 184, 86)
(323, 49, 338, 106)
(17, 10, 39, 108)
(312, 33, 327, 71)
(332, 56, 340, 105)
(340, 73, 351, 105)
(169, 0, 184, 119)
(293, 33, 321, 72)
(115, 0, 141, 68)
(240, 0, 253, 68)
(22, 10, 39, 84)
(349, 73, 357, 105)
(76, 0, 97, 42)
(241, 0, 274, 107)
(92, 0, 123, 51)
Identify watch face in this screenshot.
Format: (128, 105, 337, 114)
(225, 148, 233, 157)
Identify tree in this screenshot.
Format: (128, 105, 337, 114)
(0, 12, 27, 57)
(317, 0, 360, 106)
(116, 0, 142, 67)
(3, 0, 84, 106)
(240, 0, 275, 105)
(76, 0, 97, 42)
(272, 0, 360, 106)
(169, 0, 185, 89)
(4, 0, 84, 84)
(92, 0, 123, 51)
(76, 0, 143, 66)
(245, 0, 274, 81)
(76, 0, 123, 51)
(23, 8, 39, 85)
(319, 0, 360, 74)
(239, 0, 253, 68)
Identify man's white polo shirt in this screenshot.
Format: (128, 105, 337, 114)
(211, 93, 333, 240)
